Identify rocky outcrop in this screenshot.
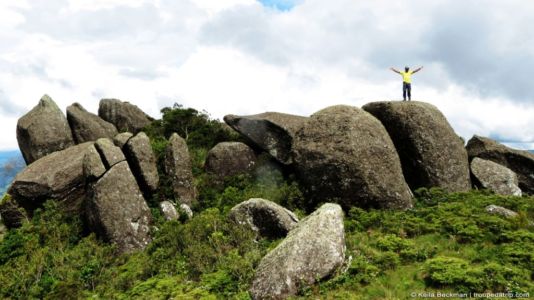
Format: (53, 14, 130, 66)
(17, 95, 75, 164)
(98, 99, 152, 133)
(95, 138, 126, 169)
(0, 195, 29, 229)
(85, 161, 152, 253)
(159, 201, 179, 221)
(229, 198, 298, 239)
(466, 135, 534, 195)
(67, 103, 118, 144)
(471, 158, 521, 196)
(292, 105, 413, 210)
(224, 112, 308, 164)
(113, 132, 133, 149)
(83, 145, 107, 181)
(8, 142, 94, 214)
(205, 142, 257, 179)
(485, 205, 518, 218)
(362, 101, 471, 192)
(164, 133, 196, 205)
(124, 132, 159, 194)
(250, 203, 345, 299)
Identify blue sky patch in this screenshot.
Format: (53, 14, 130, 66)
(257, 0, 300, 11)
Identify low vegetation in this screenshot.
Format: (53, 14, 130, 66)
(0, 104, 533, 299)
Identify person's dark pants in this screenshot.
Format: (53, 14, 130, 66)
(403, 82, 411, 101)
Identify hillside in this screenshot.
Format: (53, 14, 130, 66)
(0, 98, 533, 299)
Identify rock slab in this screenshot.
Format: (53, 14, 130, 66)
(124, 132, 159, 193)
(224, 112, 308, 164)
(292, 105, 413, 210)
(98, 99, 152, 133)
(17, 95, 75, 164)
(229, 198, 298, 239)
(466, 135, 534, 195)
(205, 142, 257, 179)
(363, 101, 471, 192)
(250, 203, 345, 300)
(164, 133, 196, 205)
(85, 161, 152, 253)
(471, 158, 521, 196)
(67, 102, 118, 144)
(485, 205, 518, 218)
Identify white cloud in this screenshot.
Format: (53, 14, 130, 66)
(1, 0, 534, 152)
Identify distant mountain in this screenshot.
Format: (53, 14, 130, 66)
(0, 150, 25, 196)
(529, 150, 534, 154)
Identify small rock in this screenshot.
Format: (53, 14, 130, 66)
(67, 102, 118, 144)
(250, 203, 345, 300)
(179, 204, 193, 219)
(485, 205, 518, 218)
(205, 142, 257, 179)
(159, 201, 179, 221)
(0, 194, 29, 229)
(471, 158, 522, 196)
(229, 198, 298, 239)
(17, 94, 75, 164)
(124, 132, 159, 193)
(98, 99, 152, 133)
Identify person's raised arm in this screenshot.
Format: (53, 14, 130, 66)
(390, 67, 401, 74)
(412, 66, 424, 74)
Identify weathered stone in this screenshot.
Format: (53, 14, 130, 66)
(250, 203, 345, 299)
(471, 158, 521, 196)
(113, 132, 133, 149)
(363, 101, 471, 192)
(229, 198, 298, 239)
(485, 205, 519, 218)
(179, 204, 193, 219)
(124, 132, 159, 193)
(85, 161, 152, 253)
(466, 135, 534, 195)
(95, 138, 126, 169)
(0, 194, 29, 229)
(205, 142, 257, 179)
(164, 133, 196, 205)
(17, 95, 75, 164)
(292, 105, 413, 210)
(67, 102, 118, 144)
(8, 142, 94, 214)
(224, 112, 308, 164)
(83, 145, 106, 181)
(159, 201, 179, 221)
(98, 99, 152, 133)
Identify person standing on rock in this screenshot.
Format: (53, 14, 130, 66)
(390, 66, 423, 101)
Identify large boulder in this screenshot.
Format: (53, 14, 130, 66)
(470, 158, 521, 196)
(250, 203, 345, 299)
(8, 142, 94, 214)
(362, 101, 471, 192)
(98, 99, 152, 133)
(113, 132, 133, 149)
(466, 135, 534, 195)
(292, 105, 413, 210)
(164, 133, 196, 205)
(205, 142, 257, 179)
(95, 138, 126, 169)
(229, 198, 298, 239)
(85, 161, 152, 253)
(224, 112, 308, 164)
(124, 132, 159, 194)
(67, 103, 118, 144)
(83, 145, 107, 181)
(17, 95, 75, 164)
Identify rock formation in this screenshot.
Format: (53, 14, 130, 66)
(124, 132, 159, 194)
(85, 161, 152, 253)
(67, 102, 118, 144)
(113, 132, 133, 148)
(164, 133, 196, 205)
(229, 198, 298, 239)
(17, 95, 75, 164)
(292, 105, 413, 210)
(8, 142, 94, 214)
(224, 112, 308, 164)
(362, 101, 471, 192)
(470, 158, 521, 196)
(205, 142, 257, 179)
(98, 99, 152, 133)
(466, 135, 534, 195)
(95, 138, 126, 169)
(250, 203, 345, 299)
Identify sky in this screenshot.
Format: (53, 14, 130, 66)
(1, 0, 534, 151)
